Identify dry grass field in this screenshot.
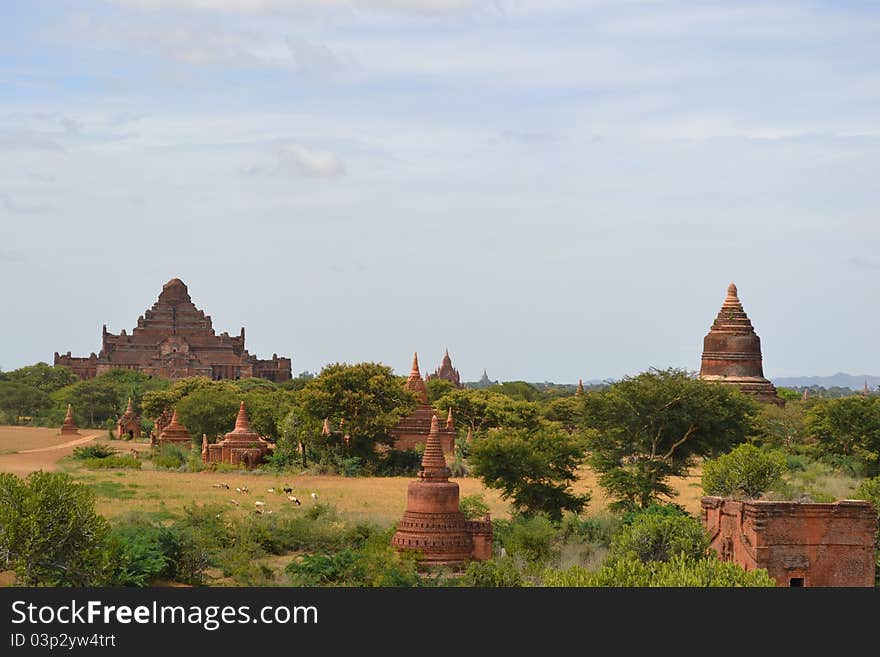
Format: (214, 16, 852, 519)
(0, 425, 705, 526)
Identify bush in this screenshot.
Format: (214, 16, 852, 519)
(609, 511, 709, 563)
(106, 520, 171, 586)
(559, 512, 622, 548)
(72, 443, 116, 460)
(460, 557, 523, 587)
(106, 418, 116, 440)
(542, 554, 776, 587)
(701, 443, 787, 499)
(82, 455, 141, 470)
(459, 494, 490, 520)
(152, 444, 189, 470)
(504, 514, 559, 566)
(855, 476, 880, 513)
(0, 471, 109, 586)
(285, 531, 422, 587)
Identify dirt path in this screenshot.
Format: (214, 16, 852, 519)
(18, 433, 99, 454)
(0, 433, 101, 477)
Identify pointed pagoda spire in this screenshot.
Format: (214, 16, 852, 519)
(802, 388, 809, 401)
(404, 351, 429, 404)
(126, 397, 134, 414)
(321, 418, 331, 436)
(61, 403, 79, 435)
(863, 381, 870, 396)
(201, 434, 208, 459)
(446, 407, 454, 430)
(466, 426, 473, 444)
(576, 379, 584, 396)
(234, 401, 250, 432)
(419, 415, 450, 480)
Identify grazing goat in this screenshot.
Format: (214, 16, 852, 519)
(254, 500, 266, 507)
(311, 492, 318, 501)
(267, 488, 275, 493)
(282, 486, 293, 494)
(212, 483, 230, 489)
(288, 496, 301, 506)
(229, 499, 240, 507)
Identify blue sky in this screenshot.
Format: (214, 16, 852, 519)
(1, 0, 878, 382)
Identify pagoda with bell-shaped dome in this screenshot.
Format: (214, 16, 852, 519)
(699, 283, 783, 406)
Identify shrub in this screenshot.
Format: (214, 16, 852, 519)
(106, 520, 171, 586)
(0, 471, 109, 586)
(459, 494, 491, 520)
(542, 554, 776, 587)
(855, 476, 880, 513)
(504, 514, 559, 566)
(560, 512, 622, 547)
(152, 444, 189, 470)
(701, 443, 787, 499)
(72, 443, 116, 460)
(285, 532, 422, 587)
(82, 455, 141, 470)
(460, 557, 523, 587)
(609, 511, 709, 563)
(106, 418, 116, 440)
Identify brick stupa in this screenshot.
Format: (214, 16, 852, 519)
(116, 398, 142, 439)
(699, 283, 783, 406)
(203, 401, 270, 468)
(60, 404, 80, 436)
(392, 415, 492, 568)
(390, 352, 456, 453)
(158, 409, 192, 448)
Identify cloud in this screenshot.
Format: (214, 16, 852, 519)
(243, 142, 346, 178)
(0, 194, 53, 214)
(286, 37, 352, 76)
(0, 132, 65, 152)
(27, 172, 56, 184)
(850, 257, 880, 271)
(103, 0, 486, 13)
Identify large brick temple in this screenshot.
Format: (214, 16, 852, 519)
(55, 278, 291, 382)
(699, 283, 783, 406)
(390, 353, 457, 453)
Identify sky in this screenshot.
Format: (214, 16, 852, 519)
(1, 0, 878, 383)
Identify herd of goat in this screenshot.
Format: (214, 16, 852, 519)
(211, 482, 319, 514)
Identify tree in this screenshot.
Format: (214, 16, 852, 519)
(296, 363, 418, 464)
(469, 425, 590, 521)
(435, 388, 541, 435)
(425, 378, 456, 404)
(0, 471, 109, 586)
(141, 376, 216, 418)
(56, 378, 118, 426)
(0, 381, 49, 424)
(805, 396, 880, 475)
(542, 396, 584, 434)
(5, 363, 77, 393)
(489, 381, 541, 402)
(581, 368, 755, 510)
(752, 402, 807, 452)
(701, 443, 787, 499)
(176, 386, 240, 442)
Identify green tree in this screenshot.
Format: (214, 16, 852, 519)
(436, 388, 541, 435)
(855, 475, 880, 514)
(176, 386, 240, 442)
(805, 396, 880, 474)
(0, 381, 49, 424)
(489, 381, 541, 402)
(752, 401, 807, 452)
(57, 378, 118, 426)
(0, 471, 109, 586)
(470, 425, 590, 520)
(6, 363, 78, 393)
(141, 376, 216, 418)
(701, 443, 787, 499)
(581, 368, 755, 510)
(542, 396, 584, 434)
(425, 378, 456, 404)
(296, 363, 418, 465)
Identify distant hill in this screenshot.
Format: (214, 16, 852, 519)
(772, 373, 880, 391)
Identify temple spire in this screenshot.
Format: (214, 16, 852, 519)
(321, 417, 331, 436)
(232, 401, 251, 433)
(61, 403, 80, 435)
(410, 352, 420, 377)
(576, 379, 584, 396)
(405, 351, 429, 404)
(126, 397, 134, 413)
(446, 407, 454, 430)
(420, 415, 450, 480)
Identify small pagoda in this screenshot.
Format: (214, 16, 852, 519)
(426, 349, 462, 387)
(390, 352, 457, 453)
(158, 409, 192, 448)
(116, 398, 142, 439)
(392, 415, 492, 568)
(699, 283, 783, 406)
(60, 404, 80, 436)
(203, 401, 270, 468)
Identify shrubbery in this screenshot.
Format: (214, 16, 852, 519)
(72, 443, 116, 459)
(152, 444, 189, 470)
(701, 443, 787, 499)
(542, 554, 775, 587)
(608, 509, 709, 563)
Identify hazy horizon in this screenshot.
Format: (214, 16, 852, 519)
(2, 1, 878, 381)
